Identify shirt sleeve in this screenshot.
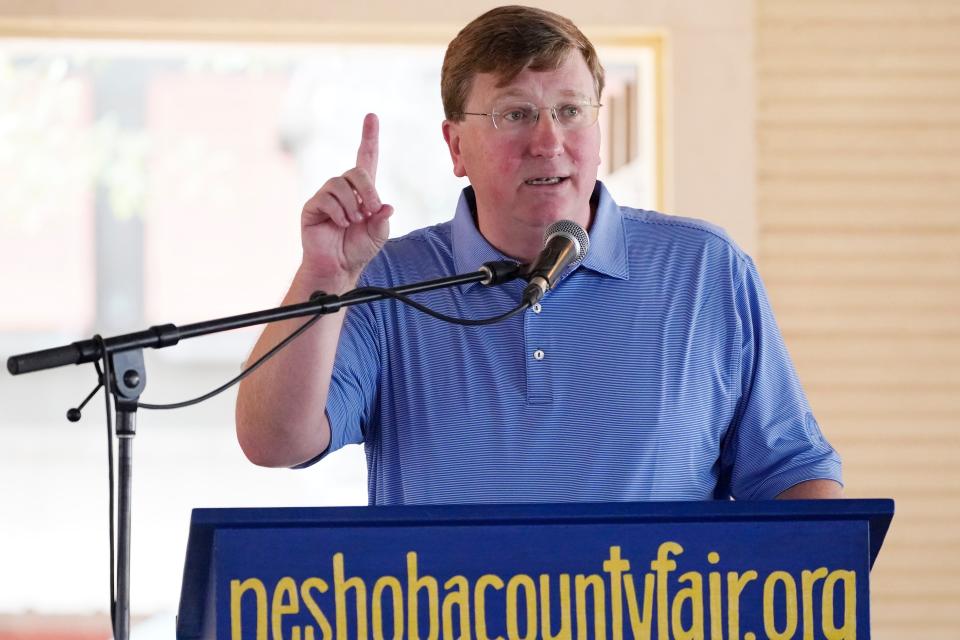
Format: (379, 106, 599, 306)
(719, 255, 843, 499)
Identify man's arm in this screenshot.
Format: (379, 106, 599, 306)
(776, 479, 843, 499)
(235, 114, 392, 468)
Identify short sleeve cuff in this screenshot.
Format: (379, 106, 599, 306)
(745, 458, 844, 500)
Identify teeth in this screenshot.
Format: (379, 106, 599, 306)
(525, 177, 563, 185)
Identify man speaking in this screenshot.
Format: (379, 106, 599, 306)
(235, 6, 842, 503)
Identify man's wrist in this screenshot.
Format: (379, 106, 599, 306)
(295, 263, 361, 295)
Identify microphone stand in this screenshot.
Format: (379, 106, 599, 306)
(6, 260, 522, 640)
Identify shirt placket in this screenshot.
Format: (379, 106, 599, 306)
(524, 300, 553, 404)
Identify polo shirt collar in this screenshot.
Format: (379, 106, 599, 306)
(581, 181, 630, 281)
(452, 181, 629, 282)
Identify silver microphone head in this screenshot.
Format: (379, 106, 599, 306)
(544, 219, 590, 262)
(521, 219, 591, 306)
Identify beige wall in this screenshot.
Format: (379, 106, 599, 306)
(757, 0, 960, 637)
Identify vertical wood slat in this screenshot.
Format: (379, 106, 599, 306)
(756, 1, 960, 636)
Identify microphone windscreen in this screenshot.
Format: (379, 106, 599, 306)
(544, 219, 590, 261)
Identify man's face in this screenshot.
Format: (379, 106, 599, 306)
(443, 52, 601, 249)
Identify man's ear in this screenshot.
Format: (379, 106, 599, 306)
(442, 120, 467, 178)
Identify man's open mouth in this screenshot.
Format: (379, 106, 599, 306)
(524, 177, 567, 185)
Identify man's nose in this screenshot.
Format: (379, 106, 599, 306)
(528, 109, 564, 157)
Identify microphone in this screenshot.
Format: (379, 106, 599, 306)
(522, 219, 590, 306)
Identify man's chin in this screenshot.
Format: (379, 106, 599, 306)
(519, 202, 591, 231)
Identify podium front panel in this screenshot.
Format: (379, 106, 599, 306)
(215, 515, 870, 640)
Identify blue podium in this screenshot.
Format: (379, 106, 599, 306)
(177, 499, 893, 639)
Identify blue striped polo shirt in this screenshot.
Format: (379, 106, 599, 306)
(318, 182, 842, 504)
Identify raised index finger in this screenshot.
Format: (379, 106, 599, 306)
(356, 113, 379, 181)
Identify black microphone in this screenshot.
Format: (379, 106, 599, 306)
(522, 219, 590, 306)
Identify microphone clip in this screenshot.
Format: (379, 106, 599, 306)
(479, 260, 525, 286)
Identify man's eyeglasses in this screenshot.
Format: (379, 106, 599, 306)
(455, 102, 603, 131)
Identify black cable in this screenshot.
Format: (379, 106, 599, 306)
(94, 335, 117, 638)
(349, 286, 529, 326)
(135, 286, 527, 411)
(137, 312, 324, 411)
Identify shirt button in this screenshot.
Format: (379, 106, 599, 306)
(533, 349, 545, 361)
(532, 303, 542, 314)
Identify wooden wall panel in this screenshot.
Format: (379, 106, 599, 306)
(757, 0, 960, 636)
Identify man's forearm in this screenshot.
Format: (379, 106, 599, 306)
(235, 266, 357, 468)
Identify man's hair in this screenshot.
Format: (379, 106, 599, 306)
(441, 5, 605, 120)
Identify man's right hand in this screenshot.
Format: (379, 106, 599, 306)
(300, 112, 394, 284)
(236, 113, 394, 468)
